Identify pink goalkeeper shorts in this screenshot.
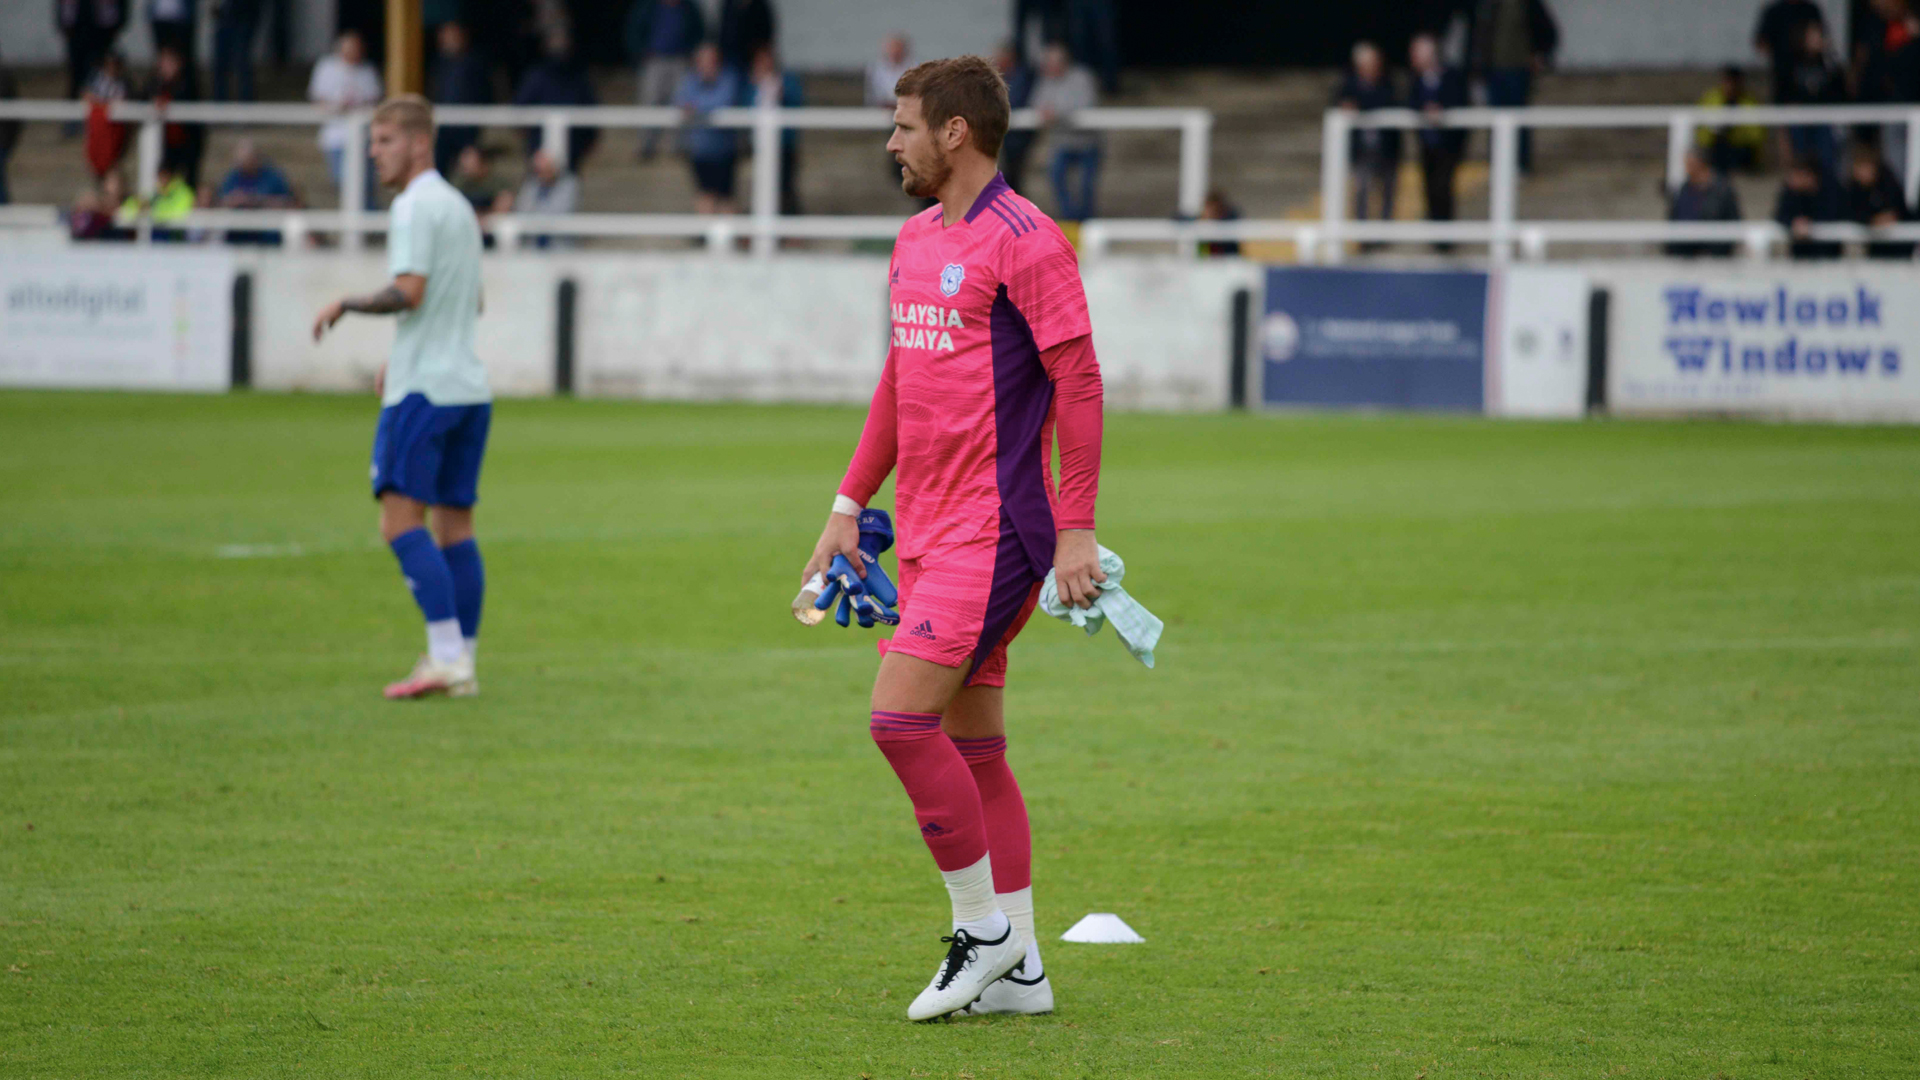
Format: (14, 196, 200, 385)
(881, 526, 1043, 689)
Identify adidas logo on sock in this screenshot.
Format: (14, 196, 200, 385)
(909, 620, 936, 640)
(920, 821, 948, 837)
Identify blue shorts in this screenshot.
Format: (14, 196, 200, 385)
(370, 393, 492, 507)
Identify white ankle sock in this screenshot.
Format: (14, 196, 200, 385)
(997, 887, 1043, 978)
(464, 637, 479, 662)
(426, 619, 466, 664)
(941, 854, 1006, 937)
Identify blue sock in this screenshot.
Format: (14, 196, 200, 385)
(440, 538, 484, 640)
(389, 528, 458, 625)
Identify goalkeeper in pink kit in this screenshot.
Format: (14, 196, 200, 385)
(799, 55, 1106, 1021)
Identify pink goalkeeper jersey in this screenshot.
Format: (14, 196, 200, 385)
(839, 174, 1103, 573)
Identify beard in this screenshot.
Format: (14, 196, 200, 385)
(898, 150, 952, 199)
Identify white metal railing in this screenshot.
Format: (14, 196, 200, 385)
(37, 199, 1920, 262)
(1081, 215, 1920, 260)
(1322, 103, 1920, 262)
(0, 98, 1211, 255)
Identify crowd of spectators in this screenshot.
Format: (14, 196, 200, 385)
(33, 0, 1127, 234)
(1664, 0, 1920, 260)
(1320, 0, 1918, 261)
(1333, 14, 1526, 250)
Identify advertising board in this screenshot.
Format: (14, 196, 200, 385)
(0, 249, 234, 391)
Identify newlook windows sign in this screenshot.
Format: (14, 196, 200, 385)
(1608, 266, 1920, 421)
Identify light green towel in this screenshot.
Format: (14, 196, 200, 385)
(1039, 545, 1163, 668)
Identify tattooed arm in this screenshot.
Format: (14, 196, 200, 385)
(312, 274, 427, 342)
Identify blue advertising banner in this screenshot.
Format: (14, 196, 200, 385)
(1261, 266, 1489, 411)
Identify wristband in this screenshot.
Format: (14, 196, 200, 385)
(832, 494, 863, 517)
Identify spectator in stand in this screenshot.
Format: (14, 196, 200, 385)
(748, 44, 806, 216)
(82, 51, 132, 179)
(1469, 0, 1558, 173)
(0, 49, 20, 205)
(215, 138, 300, 245)
(514, 29, 601, 170)
(717, 0, 777, 74)
(1012, 0, 1065, 63)
(1035, 41, 1102, 222)
(675, 42, 741, 214)
(308, 30, 383, 204)
(58, 0, 128, 103)
(1665, 147, 1742, 258)
(424, 0, 461, 41)
(121, 159, 195, 241)
(1863, 0, 1920, 175)
(1754, 0, 1828, 103)
(71, 176, 133, 240)
(1197, 189, 1241, 257)
(866, 32, 913, 107)
(625, 0, 706, 160)
(216, 139, 298, 209)
(212, 0, 266, 102)
(85, 48, 131, 101)
(1697, 66, 1764, 174)
(994, 40, 1037, 193)
(1066, 0, 1121, 95)
(143, 44, 204, 189)
(148, 0, 195, 65)
(868, 32, 917, 193)
(516, 147, 580, 248)
(1408, 32, 1467, 251)
(1334, 41, 1400, 227)
(1780, 20, 1848, 182)
(69, 186, 108, 238)
(454, 144, 515, 219)
(1843, 141, 1914, 257)
(1776, 152, 1843, 259)
(432, 22, 494, 175)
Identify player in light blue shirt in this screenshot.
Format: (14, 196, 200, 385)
(313, 95, 490, 700)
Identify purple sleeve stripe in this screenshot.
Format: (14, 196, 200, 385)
(985, 200, 1028, 236)
(1001, 198, 1037, 232)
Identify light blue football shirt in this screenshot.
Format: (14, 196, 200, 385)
(384, 169, 489, 407)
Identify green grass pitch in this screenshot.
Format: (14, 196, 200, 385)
(2, 391, 1917, 1078)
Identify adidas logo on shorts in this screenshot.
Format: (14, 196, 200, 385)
(909, 620, 936, 641)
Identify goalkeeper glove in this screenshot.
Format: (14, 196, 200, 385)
(815, 508, 900, 628)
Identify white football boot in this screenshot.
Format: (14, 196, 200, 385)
(961, 961, 1054, 1016)
(383, 654, 477, 700)
(905, 923, 1026, 1021)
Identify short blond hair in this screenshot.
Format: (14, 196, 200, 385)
(372, 94, 434, 136)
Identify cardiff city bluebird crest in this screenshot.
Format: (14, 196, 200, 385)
(940, 263, 965, 297)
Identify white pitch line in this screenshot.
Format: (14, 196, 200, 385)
(215, 542, 309, 559)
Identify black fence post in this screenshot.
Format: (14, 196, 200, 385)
(1229, 286, 1251, 410)
(555, 278, 577, 396)
(1586, 287, 1610, 414)
(230, 272, 252, 390)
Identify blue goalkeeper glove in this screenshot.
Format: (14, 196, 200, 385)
(815, 508, 900, 628)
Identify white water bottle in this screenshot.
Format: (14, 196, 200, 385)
(791, 571, 828, 626)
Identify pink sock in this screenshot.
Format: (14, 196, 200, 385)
(870, 711, 989, 872)
(952, 735, 1031, 893)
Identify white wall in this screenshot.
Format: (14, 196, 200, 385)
(237, 250, 1242, 411)
(246, 251, 557, 397)
(1554, 0, 1849, 70)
